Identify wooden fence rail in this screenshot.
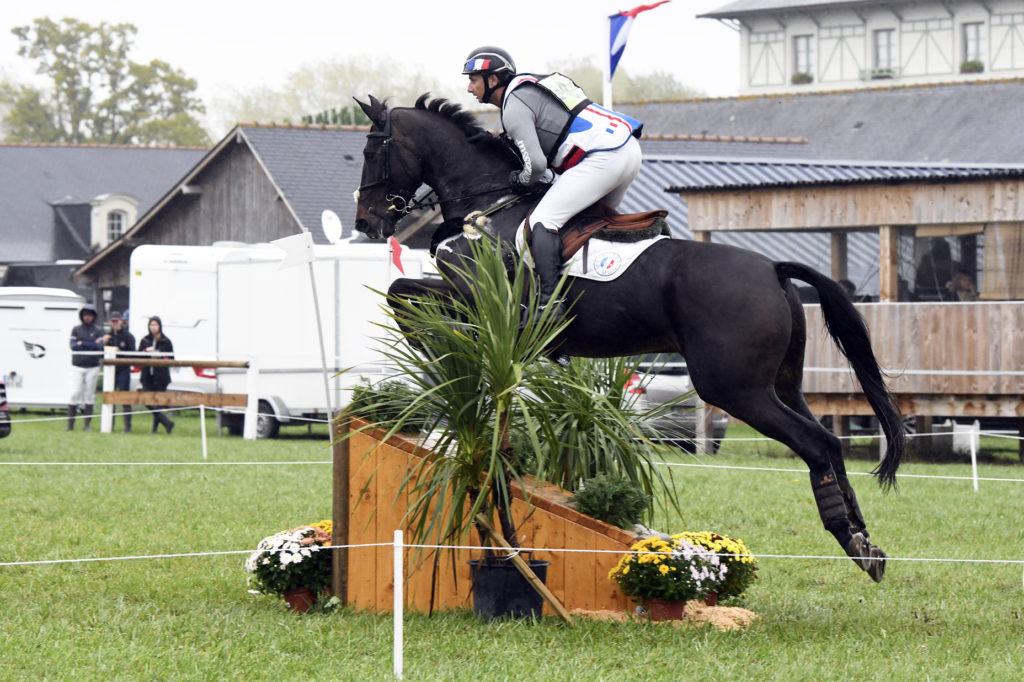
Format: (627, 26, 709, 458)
(98, 352, 258, 436)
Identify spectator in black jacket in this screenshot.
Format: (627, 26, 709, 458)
(104, 311, 136, 432)
(138, 316, 175, 434)
(68, 302, 104, 430)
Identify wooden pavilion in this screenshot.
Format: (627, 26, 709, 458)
(674, 160, 1024, 456)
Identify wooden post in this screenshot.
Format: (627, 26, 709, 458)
(878, 225, 900, 302)
(332, 416, 350, 602)
(830, 232, 848, 283)
(833, 415, 851, 458)
(474, 514, 573, 625)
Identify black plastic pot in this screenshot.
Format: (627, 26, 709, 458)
(467, 557, 550, 620)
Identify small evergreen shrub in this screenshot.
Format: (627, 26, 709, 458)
(571, 473, 651, 528)
(346, 380, 432, 433)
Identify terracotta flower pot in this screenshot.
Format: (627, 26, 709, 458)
(283, 587, 316, 613)
(644, 597, 686, 621)
(704, 591, 719, 606)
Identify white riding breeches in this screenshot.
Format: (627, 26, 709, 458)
(70, 365, 100, 406)
(527, 136, 642, 233)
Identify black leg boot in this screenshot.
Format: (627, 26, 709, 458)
(122, 405, 132, 433)
(66, 405, 78, 431)
(151, 412, 160, 434)
(529, 224, 570, 367)
(82, 405, 94, 431)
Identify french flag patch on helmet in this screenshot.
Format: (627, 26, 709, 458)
(465, 58, 492, 71)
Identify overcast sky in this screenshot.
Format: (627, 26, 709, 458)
(1, 0, 740, 136)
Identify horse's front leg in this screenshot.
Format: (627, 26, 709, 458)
(386, 277, 460, 350)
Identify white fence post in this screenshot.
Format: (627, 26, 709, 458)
(200, 404, 208, 460)
(970, 424, 979, 492)
(243, 357, 258, 440)
(393, 529, 404, 680)
(100, 347, 116, 433)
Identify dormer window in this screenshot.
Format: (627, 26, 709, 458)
(107, 210, 127, 243)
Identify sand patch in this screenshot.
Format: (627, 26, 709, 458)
(571, 602, 758, 632)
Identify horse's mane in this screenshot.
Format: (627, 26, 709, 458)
(413, 94, 509, 155)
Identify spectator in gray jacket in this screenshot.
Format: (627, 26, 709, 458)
(68, 302, 104, 430)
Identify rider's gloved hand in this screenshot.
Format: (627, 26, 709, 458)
(508, 169, 531, 194)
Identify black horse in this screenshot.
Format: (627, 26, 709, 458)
(354, 94, 904, 581)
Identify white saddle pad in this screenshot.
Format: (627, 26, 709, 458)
(515, 223, 669, 282)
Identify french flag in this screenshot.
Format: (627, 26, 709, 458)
(609, 1, 671, 79)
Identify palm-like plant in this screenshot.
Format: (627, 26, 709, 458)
(340, 234, 677, 553)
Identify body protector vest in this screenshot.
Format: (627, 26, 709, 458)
(502, 73, 643, 173)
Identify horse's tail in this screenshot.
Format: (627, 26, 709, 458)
(775, 261, 904, 489)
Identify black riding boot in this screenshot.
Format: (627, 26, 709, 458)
(530, 224, 570, 367)
(66, 405, 78, 431)
(122, 405, 133, 433)
(82, 405, 94, 431)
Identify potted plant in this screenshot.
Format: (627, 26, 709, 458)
(246, 520, 333, 612)
(341, 236, 675, 619)
(791, 72, 813, 85)
(675, 531, 758, 604)
(607, 534, 728, 620)
(960, 60, 984, 74)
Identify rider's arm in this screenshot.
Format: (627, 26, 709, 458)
(502, 93, 550, 186)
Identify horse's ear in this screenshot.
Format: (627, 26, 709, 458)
(354, 95, 386, 130)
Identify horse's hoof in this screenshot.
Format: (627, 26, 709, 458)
(549, 351, 571, 367)
(845, 532, 887, 582)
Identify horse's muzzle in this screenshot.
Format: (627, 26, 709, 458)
(354, 218, 381, 240)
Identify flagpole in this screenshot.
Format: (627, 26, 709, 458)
(603, 15, 613, 109)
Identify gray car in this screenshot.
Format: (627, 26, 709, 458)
(627, 354, 728, 452)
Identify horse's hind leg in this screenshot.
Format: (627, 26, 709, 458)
(774, 286, 870, 538)
(709, 383, 887, 581)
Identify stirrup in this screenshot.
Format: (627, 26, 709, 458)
(538, 299, 567, 322)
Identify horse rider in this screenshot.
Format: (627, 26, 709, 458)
(463, 45, 644, 325)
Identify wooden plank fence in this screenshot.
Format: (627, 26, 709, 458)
(803, 301, 1024, 415)
(98, 353, 255, 435)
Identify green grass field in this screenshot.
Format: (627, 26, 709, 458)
(1, 409, 1022, 680)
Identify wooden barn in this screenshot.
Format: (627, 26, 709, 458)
(73, 123, 370, 301)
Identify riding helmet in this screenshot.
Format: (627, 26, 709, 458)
(462, 46, 516, 83)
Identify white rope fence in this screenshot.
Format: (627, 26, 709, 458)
(1, 418, 1021, 489)
(2, 537, 1022, 679)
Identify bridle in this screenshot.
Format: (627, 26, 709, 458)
(356, 107, 420, 227)
(356, 105, 546, 232)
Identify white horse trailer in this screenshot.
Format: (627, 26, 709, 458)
(129, 241, 433, 437)
(0, 287, 85, 409)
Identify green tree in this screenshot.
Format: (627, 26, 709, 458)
(1, 17, 210, 146)
(212, 57, 455, 134)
